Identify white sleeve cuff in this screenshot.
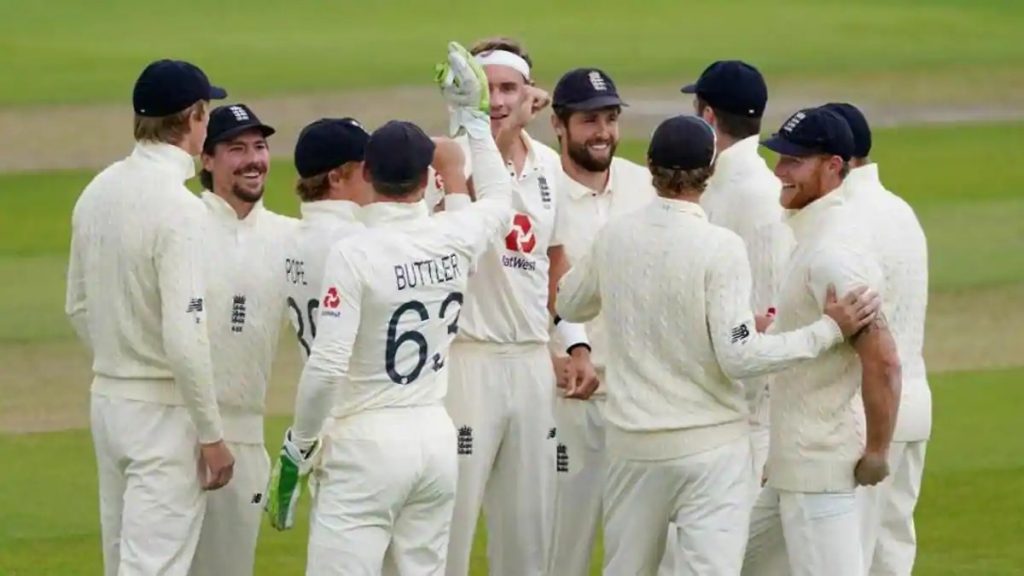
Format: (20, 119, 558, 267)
(554, 318, 590, 353)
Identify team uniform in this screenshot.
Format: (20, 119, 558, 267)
(556, 192, 847, 576)
(430, 132, 566, 576)
(753, 190, 884, 576)
(291, 128, 515, 575)
(844, 164, 930, 576)
(547, 156, 655, 576)
(66, 142, 223, 576)
(284, 199, 365, 362)
(189, 192, 296, 576)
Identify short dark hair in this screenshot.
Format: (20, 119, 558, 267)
(372, 176, 424, 199)
(199, 169, 213, 191)
(697, 98, 761, 140)
(650, 165, 715, 198)
(469, 36, 533, 69)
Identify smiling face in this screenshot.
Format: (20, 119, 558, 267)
(558, 107, 620, 172)
(773, 153, 842, 209)
(202, 129, 270, 203)
(483, 64, 531, 134)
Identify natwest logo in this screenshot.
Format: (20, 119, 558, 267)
(322, 287, 341, 309)
(504, 213, 536, 253)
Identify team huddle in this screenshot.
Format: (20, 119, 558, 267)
(65, 37, 930, 576)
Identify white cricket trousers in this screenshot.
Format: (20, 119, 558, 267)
(91, 393, 206, 576)
(742, 486, 863, 576)
(604, 435, 753, 576)
(444, 342, 557, 576)
(859, 441, 928, 576)
(548, 395, 606, 576)
(307, 405, 457, 576)
(660, 426, 770, 576)
(190, 441, 270, 576)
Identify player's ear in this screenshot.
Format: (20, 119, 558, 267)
(200, 150, 214, 172)
(361, 163, 373, 186)
(550, 113, 564, 138)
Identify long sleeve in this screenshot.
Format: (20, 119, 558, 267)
(444, 131, 514, 260)
(155, 204, 223, 444)
(292, 247, 363, 444)
(65, 223, 91, 350)
(555, 238, 602, 324)
(707, 234, 843, 381)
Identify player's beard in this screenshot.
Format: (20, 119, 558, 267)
(232, 161, 267, 203)
(567, 136, 616, 173)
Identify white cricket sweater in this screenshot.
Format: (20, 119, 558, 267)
(556, 198, 844, 461)
(293, 131, 515, 442)
(284, 200, 365, 363)
(842, 164, 930, 441)
(700, 135, 794, 427)
(65, 142, 222, 443)
(768, 190, 885, 493)
(200, 192, 297, 443)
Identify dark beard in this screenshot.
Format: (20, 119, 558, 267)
(232, 184, 264, 203)
(567, 139, 616, 172)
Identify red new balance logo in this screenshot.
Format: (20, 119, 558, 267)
(505, 213, 536, 253)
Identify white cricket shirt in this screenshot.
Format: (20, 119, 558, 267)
(426, 132, 564, 344)
(842, 164, 930, 442)
(553, 156, 655, 381)
(293, 133, 515, 442)
(65, 142, 222, 443)
(284, 200, 365, 363)
(768, 190, 885, 493)
(201, 192, 297, 443)
(700, 135, 794, 426)
(556, 198, 844, 461)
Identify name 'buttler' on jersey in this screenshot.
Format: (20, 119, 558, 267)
(200, 192, 297, 442)
(283, 198, 364, 363)
(425, 132, 564, 344)
(293, 135, 515, 428)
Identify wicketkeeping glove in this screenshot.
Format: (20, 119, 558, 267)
(435, 41, 490, 139)
(265, 428, 321, 531)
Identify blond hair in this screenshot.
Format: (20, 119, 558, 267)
(650, 165, 715, 198)
(295, 162, 360, 202)
(133, 101, 207, 145)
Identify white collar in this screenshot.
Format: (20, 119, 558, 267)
(361, 200, 429, 226)
(300, 199, 361, 223)
(654, 196, 707, 219)
(712, 134, 762, 177)
(562, 160, 615, 200)
(201, 190, 264, 224)
(841, 163, 881, 200)
(784, 187, 846, 242)
(131, 141, 195, 181)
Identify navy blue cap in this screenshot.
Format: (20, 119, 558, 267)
(203, 104, 275, 154)
(823, 102, 872, 158)
(365, 121, 436, 184)
(647, 115, 717, 171)
(553, 68, 627, 111)
(680, 60, 767, 118)
(761, 107, 855, 161)
(294, 118, 370, 178)
(133, 59, 227, 117)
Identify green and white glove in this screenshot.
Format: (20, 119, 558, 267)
(265, 428, 320, 531)
(435, 41, 490, 139)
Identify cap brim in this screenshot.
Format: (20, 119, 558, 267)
(560, 95, 628, 111)
(203, 122, 276, 152)
(761, 135, 817, 157)
(209, 85, 228, 100)
(679, 83, 698, 94)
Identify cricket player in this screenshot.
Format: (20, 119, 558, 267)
(266, 43, 515, 575)
(749, 107, 903, 576)
(65, 59, 232, 576)
(545, 67, 656, 576)
(823, 102, 930, 576)
(189, 103, 297, 576)
(284, 117, 373, 363)
(556, 114, 882, 576)
(430, 37, 596, 576)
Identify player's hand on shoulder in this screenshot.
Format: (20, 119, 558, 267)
(199, 439, 235, 491)
(823, 284, 881, 339)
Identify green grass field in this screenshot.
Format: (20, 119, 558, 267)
(2, 1, 1023, 574)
